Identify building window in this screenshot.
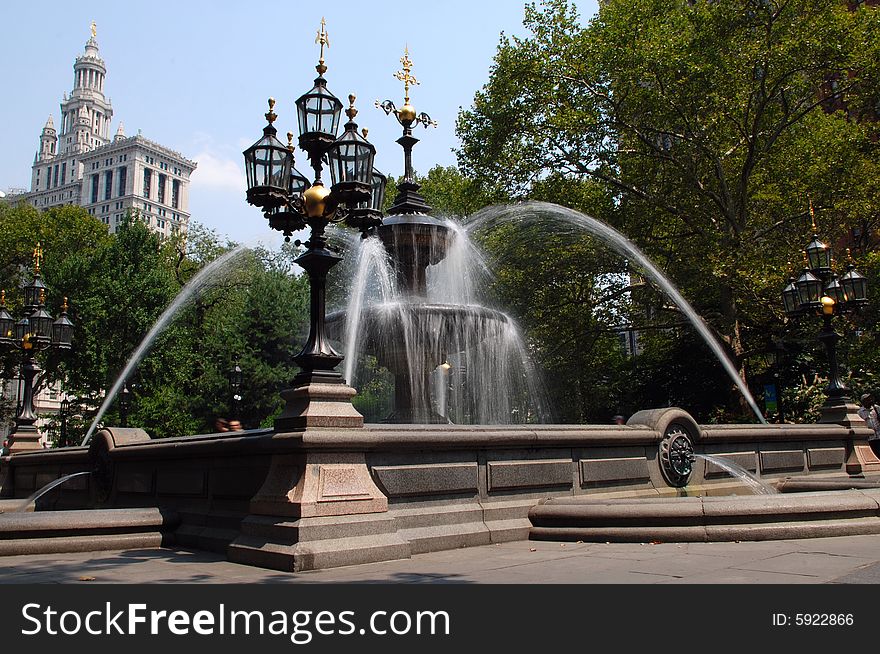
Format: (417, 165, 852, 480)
(118, 166, 127, 197)
(158, 174, 166, 204)
(61, 162, 67, 185)
(91, 174, 99, 203)
(172, 179, 180, 209)
(143, 168, 152, 198)
(104, 170, 113, 201)
(53, 164, 59, 188)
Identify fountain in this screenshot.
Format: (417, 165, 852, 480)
(330, 212, 550, 425)
(0, 31, 879, 572)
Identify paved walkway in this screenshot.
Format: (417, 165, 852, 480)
(3, 533, 880, 584)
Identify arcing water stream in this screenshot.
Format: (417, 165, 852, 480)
(80, 246, 252, 445)
(463, 202, 767, 424)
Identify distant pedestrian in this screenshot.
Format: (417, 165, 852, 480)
(215, 418, 230, 433)
(613, 414, 626, 425)
(858, 393, 880, 456)
(227, 419, 243, 431)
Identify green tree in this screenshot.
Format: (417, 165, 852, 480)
(457, 0, 880, 416)
(0, 203, 111, 430)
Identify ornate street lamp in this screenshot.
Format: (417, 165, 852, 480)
(242, 19, 384, 429)
(0, 243, 75, 453)
(119, 382, 130, 428)
(229, 361, 243, 420)
(781, 204, 870, 438)
(59, 397, 70, 448)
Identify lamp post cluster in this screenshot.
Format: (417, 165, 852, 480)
(243, 20, 392, 428)
(781, 204, 868, 423)
(0, 243, 74, 452)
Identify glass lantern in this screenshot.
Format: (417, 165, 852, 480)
(52, 299, 74, 348)
(327, 98, 375, 206)
(243, 100, 292, 211)
(782, 279, 801, 316)
(795, 269, 823, 310)
(296, 76, 343, 154)
(805, 235, 832, 276)
(840, 264, 868, 306)
(0, 291, 14, 343)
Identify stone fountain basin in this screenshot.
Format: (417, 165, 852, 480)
(327, 302, 510, 359)
(529, 490, 880, 542)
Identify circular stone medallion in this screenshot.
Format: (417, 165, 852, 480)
(659, 425, 695, 488)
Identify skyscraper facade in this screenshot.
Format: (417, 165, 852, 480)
(23, 25, 197, 239)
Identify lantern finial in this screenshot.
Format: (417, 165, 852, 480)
(346, 94, 358, 121)
(394, 45, 418, 106)
(265, 98, 277, 125)
(315, 18, 330, 75)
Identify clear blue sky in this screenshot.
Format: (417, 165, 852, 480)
(1, 1, 598, 248)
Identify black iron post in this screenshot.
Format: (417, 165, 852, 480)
(119, 382, 130, 428)
(773, 340, 786, 424)
(229, 362, 243, 420)
(59, 398, 70, 448)
(819, 312, 847, 400)
(15, 353, 41, 431)
(293, 243, 344, 385)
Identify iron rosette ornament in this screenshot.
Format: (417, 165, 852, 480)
(659, 425, 696, 488)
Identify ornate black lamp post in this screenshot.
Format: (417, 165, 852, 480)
(781, 203, 875, 472)
(58, 397, 70, 448)
(119, 382, 131, 428)
(375, 46, 437, 217)
(243, 20, 385, 429)
(0, 244, 74, 452)
(782, 209, 868, 418)
(229, 361, 243, 420)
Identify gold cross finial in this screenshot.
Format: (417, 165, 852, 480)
(315, 18, 330, 74)
(394, 45, 419, 105)
(91, 21, 97, 39)
(33, 242, 43, 272)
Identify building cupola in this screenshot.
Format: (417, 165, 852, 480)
(37, 115, 57, 162)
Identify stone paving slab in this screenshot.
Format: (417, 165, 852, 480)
(660, 569, 828, 584)
(729, 551, 876, 579)
(3, 534, 880, 584)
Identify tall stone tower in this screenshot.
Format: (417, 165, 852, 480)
(25, 23, 196, 240)
(59, 22, 113, 156)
